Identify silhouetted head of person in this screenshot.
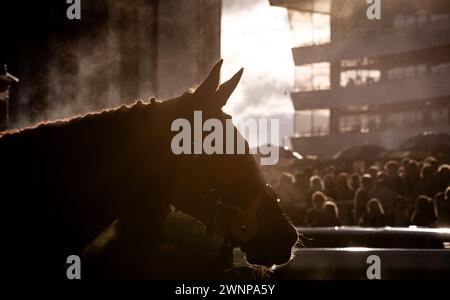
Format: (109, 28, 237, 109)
(350, 173, 361, 189)
(312, 191, 326, 210)
(434, 192, 450, 224)
(361, 173, 372, 189)
(438, 165, 450, 182)
(392, 195, 410, 225)
(323, 174, 335, 190)
(323, 201, 339, 221)
(385, 161, 399, 177)
(425, 157, 440, 173)
(336, 173, 350, 190)
(294, 171, 308, 187)
(367, 198, 384, 217)
(278, 172, 294, 187)
(420, 164, 434, 180)
(446, 186, 450, 201)
(376, 171, 388, 185)
(406, 159, 419, 176)
(412, 195, 437, 226)
(310, 175, 324, 192)
(368, 165, 379, 180)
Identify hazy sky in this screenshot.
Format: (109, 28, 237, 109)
(221, 0, 295, 147)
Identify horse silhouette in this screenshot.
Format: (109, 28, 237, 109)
(0, 60, 298, 279)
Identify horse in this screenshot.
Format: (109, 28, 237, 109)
(0, 60, 298, 279)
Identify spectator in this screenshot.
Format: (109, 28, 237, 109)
(385, 161, 405, 196)
(335, 173, 354, 202)
(292, 171, 310, 204)
(304, 191, 326, 227)
(354, 174, 372, 224)
(318, 200, 341, 227)
(410, 195, 437, 227)
(371, 171, 397, 214)
(309, 175, 324, 206)
(389, 195, 411, 227)
(275, 173, 296, 216)
(403, 159, 420, 198)
(358, 198, 387, 227)
(350, 173, 361, 195)
(368, 165, 379, 193)
(323, 174, 336, 200)
(435, 165, 450, 194)
(413, 164, 435, 199)
(434, 191, 450, 227)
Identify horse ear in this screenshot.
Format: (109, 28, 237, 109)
(215, 68, 244, 108)
(194, 59, 223, 97)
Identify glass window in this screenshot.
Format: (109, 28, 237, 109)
(431, 109, 449, 126)
(385, 111, 423, 130)
(295, 63, 330, 91)
(295, 109, 330, 136)
(416, 65, 427, 77)
(288, 10, 330, 47)
(404, 66, 415, 78)
(341, 69, 380, 87)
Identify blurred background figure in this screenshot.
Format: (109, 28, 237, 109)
(354, 174, 372, 224)
(318, 200, 341, 227)
(358, 198, 386, 227)
(304, 191, 326, 227)
(411, 195, 437, 227)
(434, 190, 450, 227)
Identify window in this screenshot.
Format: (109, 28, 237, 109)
(387, 65, 429, 80)
(295, 63, 330, 91)
(295, 109, 330, 137)
(341, 69, 381, 87)
(288, 10, 330, 47)
(385, 111, 423, 130)
(339, 113, 381, 134)
(431, 109, 449, 126)
(431, 63, 450, 76)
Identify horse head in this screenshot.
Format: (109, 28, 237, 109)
(166, 60, 298, 267)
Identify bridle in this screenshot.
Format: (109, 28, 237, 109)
(170, 140, 279, 244)
(203, 184, 279, 242)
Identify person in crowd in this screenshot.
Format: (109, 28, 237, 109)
(354, 174, 373, 224)
(435, 165, 450, 195)
(318, 200, 341, 227)
(371, 171, 397, 215)
(434, 191, 450, 227)
(410, 195, 437, 227)
(350, 173, 361, 195)
(389, 195, 411, 227)
(403, 159, 420, 199)
(358, 198, 387, 227)
(413, 164, 436, 199)
(308, 175, 324, 206)
(303, 191, 326, 227)
(323, 174, 336, 200)
(385, 161, 405, 196)
(275, 173, 296, 217)
(368, 165, 379, 191)
(292, 171, 310, 204)
(425, 156, 440, 174)
(335, 173, 354, 202)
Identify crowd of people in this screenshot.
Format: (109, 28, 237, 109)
(270, 157, 450, 228)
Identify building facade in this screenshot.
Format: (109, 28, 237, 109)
(270, 0, 450, 158)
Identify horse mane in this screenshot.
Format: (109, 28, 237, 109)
(0, 100, 156, 140)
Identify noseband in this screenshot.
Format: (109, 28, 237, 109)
(204, 184, 278, 242)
